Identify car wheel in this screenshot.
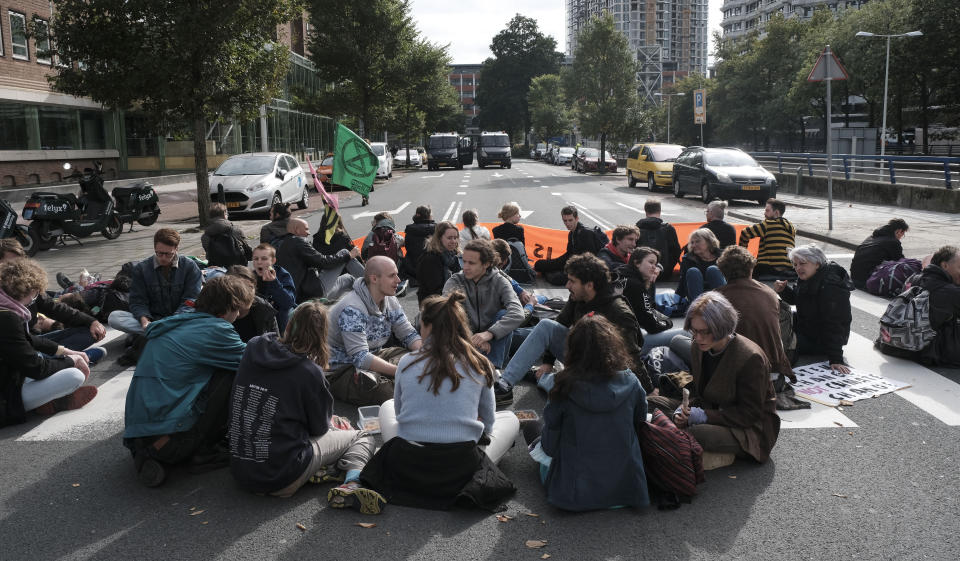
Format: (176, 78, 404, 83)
(18, 225, 36, 256)
(388, 171, 392, 178)
(297, 187, 309, 209)
(648, 173, 657, 192)
(271, 192, 283, 209)
(507, 163, 512, 169)
(673, 177, 684, 198)
(700, 181, 712, 204)
(627, 171, 637, 188)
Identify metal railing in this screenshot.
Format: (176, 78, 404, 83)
(750, 152, 960, 189)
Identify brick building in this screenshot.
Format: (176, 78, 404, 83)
(449, 64, 482, 134)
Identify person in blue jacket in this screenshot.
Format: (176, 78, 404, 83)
(532, 314, 649, 511)
(251, 243, 296, 332)
(123, 275, 254, 487)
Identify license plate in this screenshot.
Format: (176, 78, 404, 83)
(742, 185, 762, 191)
(226, 201, 243, 208)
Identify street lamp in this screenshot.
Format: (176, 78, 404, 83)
(855, 30, 922, 162)
(654, 92, 685, 144)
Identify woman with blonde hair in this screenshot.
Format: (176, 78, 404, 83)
(677, 228, 726, 302)
(416, 220, 462, 302)
(362, 292, 519, 510)
(492, 202, 525, 243)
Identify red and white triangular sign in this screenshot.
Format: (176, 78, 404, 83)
(807, 47, 848, 82)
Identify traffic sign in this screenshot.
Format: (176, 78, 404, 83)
(693, 89, 706, 124)
(807, 47, 848, 82)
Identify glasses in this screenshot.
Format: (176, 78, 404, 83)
(690, 327, 713, 339)
(155, 250, 177, 257)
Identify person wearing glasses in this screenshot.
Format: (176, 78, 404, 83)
(108, 228, 202, 335)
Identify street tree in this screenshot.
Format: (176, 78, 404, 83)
(305, 0, 416, 137)
(476, 15, 564, 142)
(528, 74, 572, 143)
(46, 0, 300, 225)
(562, 13, 637, 170)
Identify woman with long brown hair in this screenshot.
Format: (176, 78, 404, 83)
(416, 220, 462, 302)
(361, 292, 519, 511)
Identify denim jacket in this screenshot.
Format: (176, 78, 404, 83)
(128, 255, 202, 321)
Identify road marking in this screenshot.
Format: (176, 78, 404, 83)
(826, 253, 855, 259)
(460, 184, 469, 188)
(616, 201, 646, 214)
(352, 201, 410, 220)
(568, 202, 612, 230)
(452, 201, 463, 221)
(551, 192, 562, 196)
(779, 400, 857, 428)
(421, 174, 445, 178)
(456, 191, 466, 195)
(441, 201, 457, 222)
(519, 210, 535, 219)
(533, 180, 541, 183)
(491, 173, 504, 178)
(850, 290, 893, 319)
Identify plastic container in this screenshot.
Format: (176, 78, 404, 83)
(357, 405, 381, 434)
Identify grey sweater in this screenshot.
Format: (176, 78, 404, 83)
(442, 268, 524, 340)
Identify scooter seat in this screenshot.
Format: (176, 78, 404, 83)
(112, 183, 151, 199)
(31, 192, 66, 199)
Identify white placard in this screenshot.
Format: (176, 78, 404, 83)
(791, 362, 910, 407)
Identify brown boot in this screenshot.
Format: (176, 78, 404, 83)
(33, 386, 98, 416)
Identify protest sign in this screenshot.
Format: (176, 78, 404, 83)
(792, 362, 910, 407)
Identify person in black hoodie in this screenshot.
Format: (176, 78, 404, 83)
(275, 218, 361, 302)
(635, 199, 682, 276)
(775, 245, 854, 373)
(492, 202, 525, 244)
(226, 266, 279, 342)
(229, 301, 382, 512)
(401, 205, 435, 284)
(416, 221, 461, 303)
(911, 246, 960, 366)
(201, 203, 253, 268)
(850, 218, 908, 290)
(259, 203, 292, 246)
(533, 206, 602, 286)
(701, 200, 737, 249)
(621, 247, 683, 352)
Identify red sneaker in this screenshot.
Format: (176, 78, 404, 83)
(33, 386, 98, 416)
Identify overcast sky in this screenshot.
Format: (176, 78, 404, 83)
(408, 0, 724, 64)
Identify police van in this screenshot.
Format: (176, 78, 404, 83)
(427, 132, 472, 170)
(477, 131, 511, 169)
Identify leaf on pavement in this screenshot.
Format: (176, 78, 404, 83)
(525, 512, 540, 517)
(355, 522, 376, 529)
(832, 493, 848, 498)
(541, 555, 551, 559)
(728, 475, 737, 479)
(72, 483, 80, 487)
(189, 510, 205, 516)
(296, 523, 307, 532)
(833, 421, 844, 427)
(525, 540, 547, 549)
(496, 514, 514, 523)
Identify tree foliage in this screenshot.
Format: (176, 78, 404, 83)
(47, 0, 301, 224)
(389, 39, 459, 157)
(475, 15, 564, 141)
(528, 74, 572, 142)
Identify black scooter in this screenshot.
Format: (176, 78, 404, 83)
(112, 179, 160, 231)
(0, 198, 30, 248)
(20, 162, 123, 256)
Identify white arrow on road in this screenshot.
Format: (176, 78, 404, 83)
(491, 173, 503, 178)
(352, 201, 410, 220)
(519, 210, 535, 219)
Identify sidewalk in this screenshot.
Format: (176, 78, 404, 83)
(726, 193, 958, 257)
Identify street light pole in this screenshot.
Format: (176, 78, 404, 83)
(654, 92, 685, 144)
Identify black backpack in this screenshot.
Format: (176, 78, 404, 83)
(590, 225, 609, 253)
(207, 232, 251, 267)
(637, 224, 672, 269)
(506, 239, 536, 284)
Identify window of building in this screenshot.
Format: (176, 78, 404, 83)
(38, 106, 79, 149)
(9, 11, 29, 60)
(0, 103, 29, 150)
(34, 18, 51, 65)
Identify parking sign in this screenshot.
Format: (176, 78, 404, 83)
(693, 89, 706, 124)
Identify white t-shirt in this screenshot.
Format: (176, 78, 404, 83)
(459, 225, 492, 250)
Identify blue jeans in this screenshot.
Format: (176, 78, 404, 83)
(500, 319, 568, 387)
(21, 368, 86, 411)
(685, 266, 726, 303)
(485, 309, 516, 369)
(41, 327, 96, 352)
(641, 327, 689, 354)
(108, 310, 146, 335)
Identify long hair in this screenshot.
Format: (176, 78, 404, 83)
(425, 220, 459, 254)
(629, 246, 661, 290)
(463, 209, 479, 239)
(549, 315, 630, 401)
(411, 292, 495, 394)
(281, 301, 330, 367)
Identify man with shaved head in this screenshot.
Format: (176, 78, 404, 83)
(325, 256, 422, 404)
(274, 217, 361, 302)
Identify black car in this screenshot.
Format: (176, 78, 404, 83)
(671, 147, 777, 205)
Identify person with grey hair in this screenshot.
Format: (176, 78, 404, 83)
(702, 200, 736, 249)
(774, 244, 853, 373)
(676, 228, 726, 302)
(650, 292, 780, 468)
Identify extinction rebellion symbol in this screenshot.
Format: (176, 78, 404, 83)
(339, 138, 378, 178)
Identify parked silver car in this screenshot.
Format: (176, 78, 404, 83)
(393, 148, 422, 168)
(209, 152, 309, 214)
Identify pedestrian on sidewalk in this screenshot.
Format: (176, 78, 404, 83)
(738, 198, 797, 279)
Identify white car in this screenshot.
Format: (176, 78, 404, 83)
(209, 152, 309, 214)
(554, 147, 575, 165)
(369, 142, 393, 179)
(393, 148, 422, 168)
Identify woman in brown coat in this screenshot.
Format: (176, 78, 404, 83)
(673, 292, 780, 463)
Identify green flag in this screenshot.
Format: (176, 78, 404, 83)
(332, 123, 378, 196)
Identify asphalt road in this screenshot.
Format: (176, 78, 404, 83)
(1, 160, 958, 560)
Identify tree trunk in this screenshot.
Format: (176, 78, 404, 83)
(193, 117, 211, 227)
(599, 132, 606, 174)
(919, 72, 930, 155)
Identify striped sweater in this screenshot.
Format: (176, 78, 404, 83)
(738, 217, 796, 270)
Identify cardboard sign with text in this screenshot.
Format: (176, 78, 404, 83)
(792, 362, 910, 407)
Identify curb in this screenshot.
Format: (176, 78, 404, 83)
(727, 211, 860, 251)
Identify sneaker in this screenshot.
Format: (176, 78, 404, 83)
(135, 454, 167, 488)
(520, 418, 543, 446)
(56, 272, 73, 289)
(395, 279, 408, 298)
(494, 380, 514, 406)
(327, 481, 386, 514)
(84, 346, 107, 365)
(33, 386, 98, 416)
(309, 464, 345, 485)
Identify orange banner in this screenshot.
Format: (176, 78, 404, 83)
(355, 222, 759, 272)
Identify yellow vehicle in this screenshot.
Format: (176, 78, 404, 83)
(625, 143, 684, 191)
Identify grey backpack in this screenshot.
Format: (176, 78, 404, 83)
(878, 285, 937, 352)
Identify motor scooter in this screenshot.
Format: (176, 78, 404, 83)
(112, 179, 160, 231)
(20, 162, 122, 256)
(0, 197, 30, 249)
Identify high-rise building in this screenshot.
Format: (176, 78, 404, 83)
(449, 64, 482, 133)
(721, 0, 870, 39)
(565, 0, 709, 104)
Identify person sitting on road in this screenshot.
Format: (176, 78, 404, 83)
(621, 247, 685, 353)
(442, 239, 525, 369)
(225, 265, 279, 343)
(496, 254, 651, 404)
(123, 275, 253, 487)
(458, 209, 491, 250)
(229, 301, 382, 511)
(259, 203, 292, 246)
(362, 292, 518, 511)
(597, 225, 640, 275)
(850, 218, 909, 291)
(492, 202, 525, 244)
(701, 200, 737, 249)
(401, 205, 436, 284)
(635, 198, 682, 276)
(326, 256, 423, 405)
(1, 258, 97, 427)
(529, 314, 649, 511)
(774, 244, 854, 373)
(416, 221, 462, 303)
(274, 218, 360, 303)
(361, 212, 404, 261)
(250, 243, 296, 333)
(676, 228, 726, 303)
(201, 203, 253, 268)
(715, 246, 795, 382)
(533, 206, 604, 286)
(649, 292, 780, 468)
(0, 240, 107, 360)
(907, 245, 960, 366)
(491, 239, 544, 314)
(739, 198, 797, 279)
(108, 228, 203, 336)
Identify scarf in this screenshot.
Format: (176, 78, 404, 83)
(0, 287, 31, 323)
(604, 242, 628, 264)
